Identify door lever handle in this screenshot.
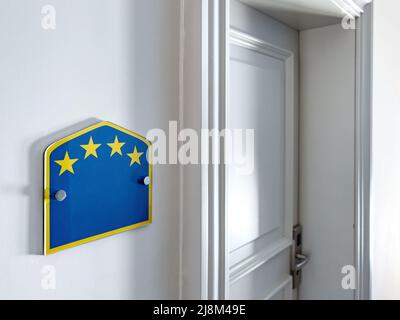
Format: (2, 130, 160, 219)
(295, 253, 310, 271)
(292, 225, 309, 289)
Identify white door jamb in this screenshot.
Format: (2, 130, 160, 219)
(355, 2, 373, 300)
(201, 0, 230, 300)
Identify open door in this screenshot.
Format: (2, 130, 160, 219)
(202, 0, 371, 300)
(226, 0, 299, 299)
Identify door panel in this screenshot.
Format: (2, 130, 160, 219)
(227, 28, 296, 300)
(229, 250, 291, 300)
(229, 44, 285, 251)
(227, 0, 299, 300)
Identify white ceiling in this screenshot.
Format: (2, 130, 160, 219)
(240, 0, 349, 30)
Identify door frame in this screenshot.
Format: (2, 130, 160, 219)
(354, 3, 373, 300)
(200, 0, 230, 300)
(200, 0, 373, 300)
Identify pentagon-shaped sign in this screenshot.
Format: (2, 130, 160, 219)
(44, 122, 152, 255)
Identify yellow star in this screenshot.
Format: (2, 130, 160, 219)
(55, 151, 78, 176)
(80, 136, 101, 159)
(107, 136, 126, 157)
(127, 146, 144, 166)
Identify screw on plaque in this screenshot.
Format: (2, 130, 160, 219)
(55, 190, 67, 202)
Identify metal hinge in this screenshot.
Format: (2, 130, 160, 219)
(291, 224, 310, 289)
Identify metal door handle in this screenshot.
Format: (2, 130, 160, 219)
(292, 225, 309, 289)
(295, 253, 309, 271)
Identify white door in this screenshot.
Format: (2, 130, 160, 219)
(226, 0, 299, 300)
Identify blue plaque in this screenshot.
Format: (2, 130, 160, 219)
(44, 122, 152, 255)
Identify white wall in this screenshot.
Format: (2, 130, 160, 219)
(371, 0, 400, 300)
(181, 0, 203, 300)
(299, 24, 356, 300)
(0, 0, 181, 299)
